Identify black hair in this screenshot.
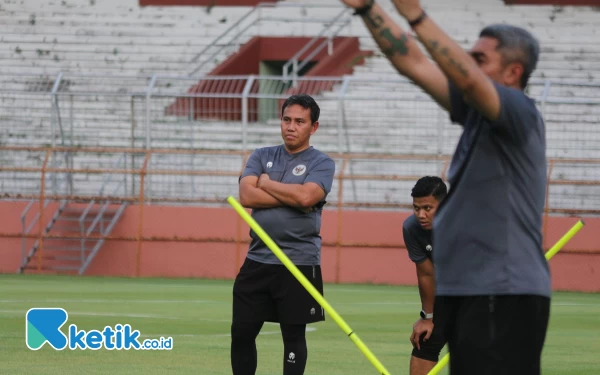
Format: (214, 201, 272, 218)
(479, 24, 540, 89)
(281, 94, 320, 124)
(411, 176, 447, 202)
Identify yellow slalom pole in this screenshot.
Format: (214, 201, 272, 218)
(428, 219, 585, 375)
(227, 196, 391, 375)
(428, 353, 449, 375)
(545, 220, 585, 260)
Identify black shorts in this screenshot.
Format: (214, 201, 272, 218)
(434, 294, 550, 375)
(232, 258, 325, 324)
(411, 319, 446, 362)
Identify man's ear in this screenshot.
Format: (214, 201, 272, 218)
(310, 121, 319, 135)
(504, 62, 524, 88)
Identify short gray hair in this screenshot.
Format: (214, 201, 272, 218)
(479, 24, 540, 89)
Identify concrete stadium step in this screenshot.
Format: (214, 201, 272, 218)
(1, 2, 251, 18)
(0, 39, 213, 55)
(0, 50, 197, 64)
(1, 32, 225, 46)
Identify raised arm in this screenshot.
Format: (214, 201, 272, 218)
(391, 0, 501, 121)
(342, 0, 450, 111)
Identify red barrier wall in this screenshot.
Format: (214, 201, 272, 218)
(1, 201, 599, 292)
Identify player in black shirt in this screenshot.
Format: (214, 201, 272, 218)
(402, 176, 447, 375)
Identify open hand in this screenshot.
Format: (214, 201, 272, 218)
(410, 318, 433, 350)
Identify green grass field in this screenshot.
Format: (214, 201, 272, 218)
(1, 275, 599, 375)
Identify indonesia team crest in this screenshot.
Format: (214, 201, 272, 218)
(292, 165, 306, 176)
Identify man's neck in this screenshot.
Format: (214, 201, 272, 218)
(284, 144, 310, 154)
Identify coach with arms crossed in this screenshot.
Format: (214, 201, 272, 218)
(341, 0, 551, 373)
(232, 94, 335, 375)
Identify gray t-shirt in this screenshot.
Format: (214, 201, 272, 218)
(240, 145, 335, 266)
(403, 214, 433, 264)
(433, 82, 551, 298)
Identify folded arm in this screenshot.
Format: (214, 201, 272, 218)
(239, 175, 283, 209)
(258, 174, 325, 210)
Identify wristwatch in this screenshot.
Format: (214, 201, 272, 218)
(420, 310, 433, 320)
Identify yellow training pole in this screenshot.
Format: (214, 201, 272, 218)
(428, 219, 585, 375)
(428, 353, 449, 375)
(227, 196, 391, 375)
(545, 220, 585, 260)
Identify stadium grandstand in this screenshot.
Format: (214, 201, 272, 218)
(1, 2, 599, 374)
(0, 0, 598, 280)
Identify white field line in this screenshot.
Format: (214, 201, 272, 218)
(0, 310, 319, 326)
(0, 309, 215, 320)
(0, 326, 318, 339)
(141, 327, 318, 338)
(1, 299, 599, 306)
(0, 308, 316, 338)
(0, 299, 219, 304)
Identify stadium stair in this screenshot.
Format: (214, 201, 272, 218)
(20, 200, 127, 275)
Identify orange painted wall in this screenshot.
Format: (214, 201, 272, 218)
(1, 201, 599, 292)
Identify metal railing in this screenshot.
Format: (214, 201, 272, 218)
(17, 145, 129, 273)
(2, 73, 600, 213)
(20, 152, 71, 268)
(77, 152, 128, 268)
(282, 7, 353, 85)
(4, 145, 600, 211)
(188, 2, 350, 77)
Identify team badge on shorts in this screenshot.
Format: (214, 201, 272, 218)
(293, 164, 306, 176)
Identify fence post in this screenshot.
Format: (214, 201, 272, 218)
(130, 96, 137, 196)
(543, 160, 556, 250)
(436, 107, 446, 176)
(145, 75, 157, 150)
(145, 76, 157, 202)
(37, 149, 52, 272)
(335, 157, 348, 284)
(136, 151, 152, 277)
(241, 76, 255, 152)
(50, 72, 63, 196)
(68, 93, 74, 195)
(337, 77, 358, 202)
(337, 76, 350, 153)
(292, 60, 298, 87)
(540, 80, 553, 250)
